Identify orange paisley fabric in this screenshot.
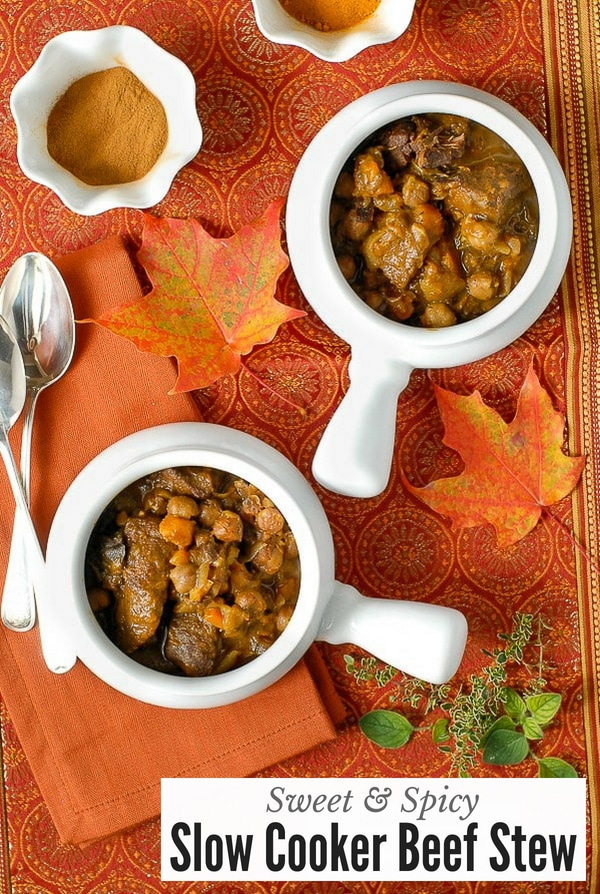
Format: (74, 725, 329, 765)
(0, 0, 598, 892)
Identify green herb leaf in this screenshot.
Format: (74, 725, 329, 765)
(522, 717, 545, 740)
(526, 693, 562, 725)
(432, 717, 451, 744)
(503, 687, 527, 723)
(358, 710, 414, 749)
(479, 715, 515, 750)
(538, 757, 579, 778)
(482, 729, 530, 765)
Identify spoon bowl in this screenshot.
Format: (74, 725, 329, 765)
(1, 254, 76, 390)
(0, 253, 75, 631)
(0, 316, 26, 429)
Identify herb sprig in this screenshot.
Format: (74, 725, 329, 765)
(346, 612, 578, 778)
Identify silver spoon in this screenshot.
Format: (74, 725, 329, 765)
(0, 314, 75, 673)
(0, 253, 75, 632)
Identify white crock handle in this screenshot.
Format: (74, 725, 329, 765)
(317, 582, 468, 685)
(312, 349, 412, 498)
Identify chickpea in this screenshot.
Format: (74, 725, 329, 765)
(142, 488, 170, 515)
(276, 604, 295, 632)
(170, 562, 197, 594)
(420, 302, 457, 328)
(467, 271, 496, 301)
(386, 289, 416, 321)
(341, 207, 373, 242)
(185, 467, 214, 498)
(167, 495, 199, 519)
(256, 506, 285, 535)
(198, 498, 221, 528)
(363, 290, 385, 311)
(336, 254, 357, 282)
(240, 493, 262, 522)
(252, 542, 284, 574)
(212, 510, 243, 542)
(235, 589, 267, 614)
(461, 217, 500, 252)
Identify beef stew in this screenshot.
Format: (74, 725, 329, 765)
(85, 466, 300, 676)
(330, 112, 539, 327)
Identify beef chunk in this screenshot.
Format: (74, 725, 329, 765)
(89, 531, 126, 592)
(114, 517, 174, 653)
(435, 161, 531, 226)
(410, 115, 468, 169)
(148, 467, 215, 500)
(379, 119, 416, 171)
(361, 203, 444, 290)
(165, 612, 220, 676)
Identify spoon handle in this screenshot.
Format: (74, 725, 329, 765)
(1, 390, 39, 631)
(0, 510, 35, 630)
(0, 431, 76, 673)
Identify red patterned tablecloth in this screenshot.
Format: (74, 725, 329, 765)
(0, 0, 598, 891)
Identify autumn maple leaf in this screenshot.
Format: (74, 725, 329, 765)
(401, 362, 585, 548)
(93, 199, 304, 393)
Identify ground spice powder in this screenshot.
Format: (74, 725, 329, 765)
(279, 0, 381, 32)
(46, 66, 168, 187)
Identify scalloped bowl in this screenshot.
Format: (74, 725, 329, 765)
(250, 0, 416, 62)
(10, 25, 203, 216)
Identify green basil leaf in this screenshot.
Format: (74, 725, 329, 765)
(479, 715, 515, 750)
(522, 717, 544, 740)
(432, 717, 451, 744)
(538, 757, 579, 778)
(503, 687, 527, 723)
(482, 729, 529, 765)
(358, 710, 414, 749)
(526, 693, 561, 725)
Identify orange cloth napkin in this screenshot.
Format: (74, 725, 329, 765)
(0, 236, 344, 846)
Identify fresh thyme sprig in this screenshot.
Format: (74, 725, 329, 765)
(346, 612, 578, 778)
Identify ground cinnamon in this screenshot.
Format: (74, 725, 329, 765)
(279, 0, 381, 32)
(46, 66, 168, 187)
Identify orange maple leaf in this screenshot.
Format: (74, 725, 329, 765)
(401, 362, 585, 548)
(93, 199, 304, 393)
